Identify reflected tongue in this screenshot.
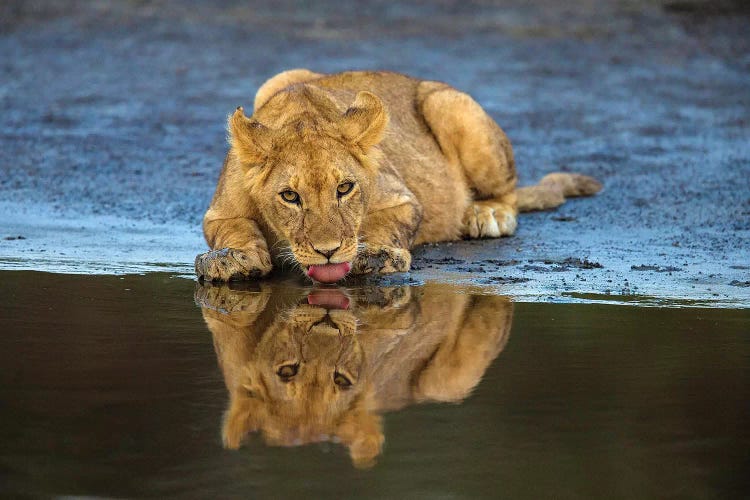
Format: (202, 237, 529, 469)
(307, 289, 350, 309)
(307, 262, 351, 283)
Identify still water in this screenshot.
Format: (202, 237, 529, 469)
(1, 272, 748, 498)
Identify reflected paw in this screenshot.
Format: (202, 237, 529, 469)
(357, 285, 413, 312)
(194, 282, 270, 315)
(194, 247, 272, 282)
(462, 203, 517, 239)
(352, 245, 411, 275)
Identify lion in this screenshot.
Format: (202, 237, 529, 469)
(195, 69, 602, 282)
(195, 282, 513, 468)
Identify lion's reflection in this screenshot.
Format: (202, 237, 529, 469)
(195, 282, 512, 468)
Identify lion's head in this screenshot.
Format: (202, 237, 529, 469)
(227, 87, 388, 283)
(216, 288, 383, 468)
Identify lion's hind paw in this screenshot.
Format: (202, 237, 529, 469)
(462, 202, 517, 239)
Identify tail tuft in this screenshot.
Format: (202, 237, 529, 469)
(517, 172, 602, 213)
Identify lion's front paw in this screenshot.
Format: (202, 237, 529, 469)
(352, 245, 411, 275)
(195, 247, 272, 282)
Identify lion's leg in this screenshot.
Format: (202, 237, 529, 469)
(195, 212, 273, 281)
(253, 69, 325, 112)
(417, 81, 519, 238)
(415, 295, 513, 403)
(353, 200, 422, 275)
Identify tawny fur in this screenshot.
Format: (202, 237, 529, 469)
(196, 70, 602, 281)
(196, 283, 512, 468)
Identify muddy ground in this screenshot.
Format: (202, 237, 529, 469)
(0, 0, 748, 305)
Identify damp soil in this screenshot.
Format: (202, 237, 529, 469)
(1, 271, 748, 498)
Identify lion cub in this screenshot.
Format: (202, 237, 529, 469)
(196, 70, 601, 282)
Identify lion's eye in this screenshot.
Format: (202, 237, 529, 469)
(277, 364, 299, 380)
(336, 182, 354, 197)
(280, 190, 300, 204)
(333, 371, 352, 388)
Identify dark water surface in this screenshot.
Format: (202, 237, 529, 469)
(1, 272, 748, 498)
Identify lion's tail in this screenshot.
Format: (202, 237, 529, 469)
(516, 172, 602, 213)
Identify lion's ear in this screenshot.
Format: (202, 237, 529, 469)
(221, 384, 264, 450)
(337, 406, 384, 469)
(340, 91, 388, 152)
(228, 107, 272, 165)
(222, 364, 267, 449)
(222, 393, 261, 449)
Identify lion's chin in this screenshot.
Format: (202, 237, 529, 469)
(306, 262, 352, 283)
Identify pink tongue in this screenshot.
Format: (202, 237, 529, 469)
(307, 262, 351, 283)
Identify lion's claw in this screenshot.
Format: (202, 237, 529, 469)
(195, 247, 272, 282)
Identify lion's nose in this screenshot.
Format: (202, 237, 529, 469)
(313, 244, 340, 259)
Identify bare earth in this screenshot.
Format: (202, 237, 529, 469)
(0, 0, 748, 306)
